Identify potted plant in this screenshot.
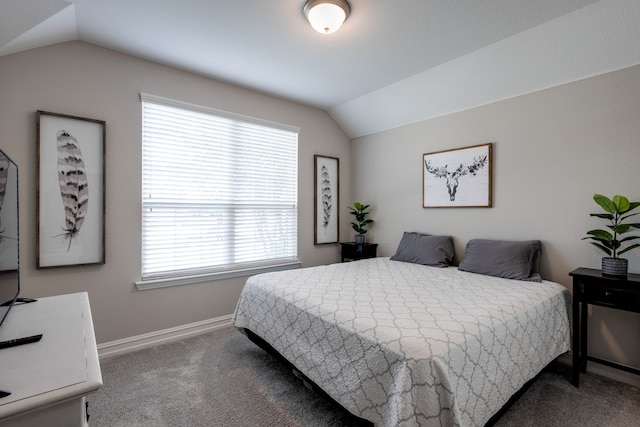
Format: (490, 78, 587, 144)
(583, 194, 640, 276)
(348, 202, 374, 244)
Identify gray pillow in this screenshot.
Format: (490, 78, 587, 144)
(458, 239, 542, 281)
(390, 232, 455, 267)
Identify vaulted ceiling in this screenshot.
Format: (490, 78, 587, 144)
(2, 0, 638, 137)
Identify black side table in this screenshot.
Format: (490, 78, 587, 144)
(340, 242, 378, 262)
(569, 267, 640, 387)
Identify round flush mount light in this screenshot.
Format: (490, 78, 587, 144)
(303, 0, 351, 34)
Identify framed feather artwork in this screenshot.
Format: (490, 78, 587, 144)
(36, 111, 105, 268)
(314, 155, 339, 245)
(423, 143, 492, 208)
(0, 150, 18, 272)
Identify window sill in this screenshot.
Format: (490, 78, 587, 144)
(135, 261, 302, 291)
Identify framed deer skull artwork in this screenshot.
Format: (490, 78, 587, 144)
(423, 143, 492, 208)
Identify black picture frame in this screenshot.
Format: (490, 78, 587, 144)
(36, 110, 106, 268)
(314, 155, 339, 245)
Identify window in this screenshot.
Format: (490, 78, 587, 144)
(139, 94, 299, 288)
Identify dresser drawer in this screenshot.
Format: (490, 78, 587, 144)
(584, 285, 640, 312)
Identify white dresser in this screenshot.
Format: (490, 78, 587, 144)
(0, 292, 102, 426)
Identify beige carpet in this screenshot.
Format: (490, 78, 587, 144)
(89, 326, 640, 426)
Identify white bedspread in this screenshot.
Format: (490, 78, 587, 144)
(232, 258, 571, 427)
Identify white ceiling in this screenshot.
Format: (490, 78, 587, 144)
(2, 0, 639, 138)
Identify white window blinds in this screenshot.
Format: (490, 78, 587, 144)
(141, 94, 299, 281)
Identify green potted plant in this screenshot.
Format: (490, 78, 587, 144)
(348, 202, 374, 244)
(583, 194, 640, 276)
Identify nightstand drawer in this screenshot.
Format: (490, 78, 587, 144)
(584, 285, 640, 311)
(340, 242, 378, 262)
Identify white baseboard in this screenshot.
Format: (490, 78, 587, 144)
(557, 353, 640, 388)
(97, 314, 233, 359)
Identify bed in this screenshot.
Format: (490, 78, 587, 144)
(232, 235, 571, 427)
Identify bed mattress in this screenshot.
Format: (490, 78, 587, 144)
(232, 258, 571, 426)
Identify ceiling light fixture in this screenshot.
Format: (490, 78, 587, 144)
(303, 0, 350, 35)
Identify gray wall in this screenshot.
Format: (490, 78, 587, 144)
(0, 41, 351, 343)
(352, 64, 640, 382)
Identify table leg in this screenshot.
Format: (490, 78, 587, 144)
(580, 291, 588, 374)
(572, 280, 580, 387)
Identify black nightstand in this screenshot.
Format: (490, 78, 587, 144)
(569, 267, 640, 387)
(340, 242, 378, 262)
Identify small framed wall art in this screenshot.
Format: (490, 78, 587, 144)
(36, 110, 106, 268)
(423, 142, 492, 208)
(314, 155, 339, 244)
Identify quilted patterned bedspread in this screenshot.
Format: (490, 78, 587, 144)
(232, 258, 571, 426)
